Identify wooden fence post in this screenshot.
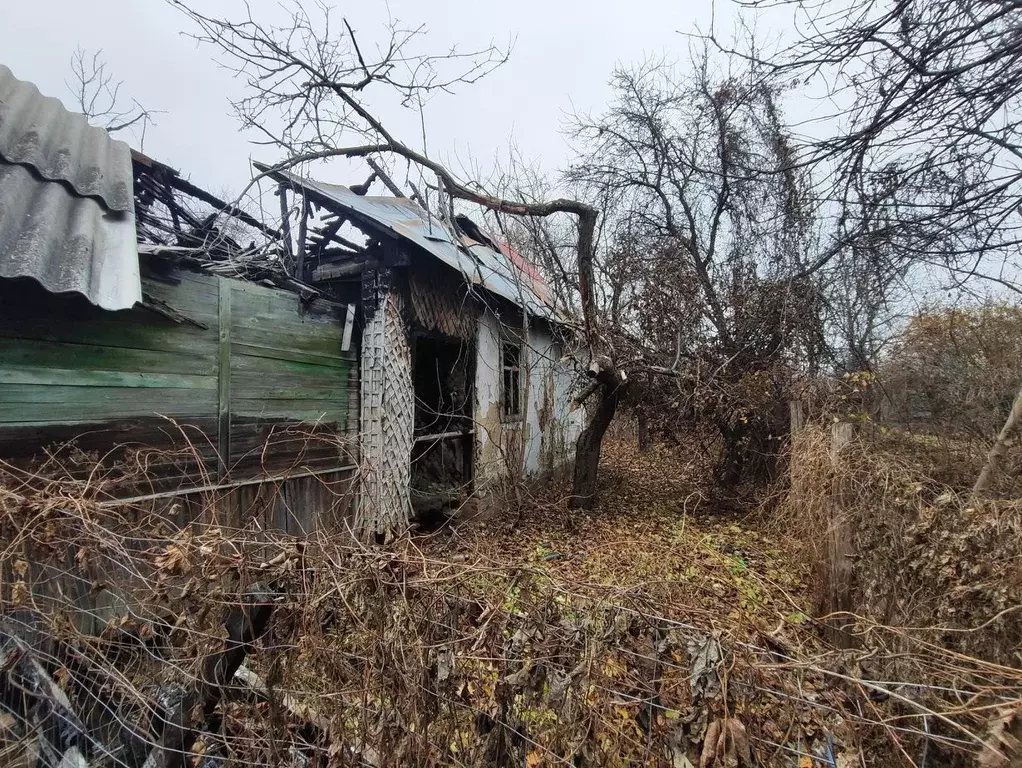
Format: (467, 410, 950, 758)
(823, 421, 857, 648)
(789, 400, 805, 436)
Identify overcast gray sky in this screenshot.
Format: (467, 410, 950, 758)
(1, 0, 768, 199)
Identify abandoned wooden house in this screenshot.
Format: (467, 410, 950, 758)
(0, 64, 582, 534)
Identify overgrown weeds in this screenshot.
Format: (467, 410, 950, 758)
(1, 432, 1021, 765)
(771, 422, 1022, 765)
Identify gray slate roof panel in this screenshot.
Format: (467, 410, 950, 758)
(0, 64, 133, 212)
(0, 162, 140, 310)
(0, 63, 140, 310)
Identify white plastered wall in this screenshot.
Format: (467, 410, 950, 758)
(473, 307, 582, 494)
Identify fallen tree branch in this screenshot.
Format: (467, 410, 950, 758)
(974, 385, 1022, 496)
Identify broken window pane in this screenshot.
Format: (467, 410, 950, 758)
(501, 342, 522, 420)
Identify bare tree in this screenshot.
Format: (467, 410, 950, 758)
(728, 0, 1022, 484)
(565, 50, 826, 486)
(733, 0, 1022, 291)
(66, 47, 156, 142)
(824, 183, 912, 375)
(170, 0, 627, 510)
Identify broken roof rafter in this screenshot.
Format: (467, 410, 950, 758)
(255, 162, 568, 323)
(132, 150, 281, 241)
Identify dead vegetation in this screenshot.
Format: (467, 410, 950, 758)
(2, 429, 1022, 766)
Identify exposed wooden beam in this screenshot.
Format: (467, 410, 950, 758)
(277, 183, 293, 260)
(167, 174, 281, 239)
(312, 258, 375, 281)
(295, 197, 311, 281)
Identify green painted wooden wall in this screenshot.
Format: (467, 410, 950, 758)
(0, 265, 357, 493)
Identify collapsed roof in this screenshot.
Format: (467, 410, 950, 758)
(260, 164, 568, 324)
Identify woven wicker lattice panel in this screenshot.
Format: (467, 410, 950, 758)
(358, 288, 413, 535)
(409, 267, 477, 339)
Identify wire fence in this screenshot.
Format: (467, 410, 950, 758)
(0, 439, 1020, 767)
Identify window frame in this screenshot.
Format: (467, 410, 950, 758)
(500, 340, 523, 422)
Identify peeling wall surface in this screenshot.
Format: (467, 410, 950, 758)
(474, 308, 582, 492)
(359, 285, 414, 534)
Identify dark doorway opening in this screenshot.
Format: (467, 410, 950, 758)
(410, 333, 474, 525)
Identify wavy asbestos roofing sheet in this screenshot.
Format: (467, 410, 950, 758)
(0, 65, 133, 211)
(269, 167, 566, 322)
(0, 64, 139, 310)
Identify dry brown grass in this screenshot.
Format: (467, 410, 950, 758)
(0, 430, 1020, 766)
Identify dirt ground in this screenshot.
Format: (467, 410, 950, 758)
(421, 437, 816, 643)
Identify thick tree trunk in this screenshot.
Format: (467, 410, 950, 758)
(974, 385, 1022, 496)
(637, 411, 653, 453)
(570, 358, 624, 508)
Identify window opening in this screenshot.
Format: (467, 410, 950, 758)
(502, 342, 522, 420)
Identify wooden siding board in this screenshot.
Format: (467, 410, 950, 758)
(0, 318, 216, 358)
(231, 380, 353, 401)
(0, 384, 218, 406)
(0, 338, 217, 376)
(230, 352, 353, 376)
(230, 326, 346, 361)
(0, 367, 216, 390)
(0, 268, 358, 528)
(139, 271, 221, 311)
(229, 401, 346, 421)
(230, 341, 352, 367)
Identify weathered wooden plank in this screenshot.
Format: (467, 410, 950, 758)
(141, 271, 221, 316)
(0, 318, 215, 356)
(0, 385, 218, 405)
(0, 367, 216, 390)
(228, 299, 342, 326)
(230, 326, 345, 360)
(0, 408, 215, 427)
(0, 417, 219, 453)
(0, 398, 217, 424)
(231, 342, 352, 369)
(341, 303, 355, 352)
(230, 353, 352, 379)
(0, 338, 217, 376)
(230, 399, 346, 421)
(218, 280, 232, 476)
(229, 428, 348, 464)
(228, 278, 342, 317)
(231, 375, 353, 401)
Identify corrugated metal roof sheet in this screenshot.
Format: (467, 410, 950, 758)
(0, 163, 139, 310)
(0, 65, 133, 212)
(0, 65, 140, 310)
(268, 167, 567, 322)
